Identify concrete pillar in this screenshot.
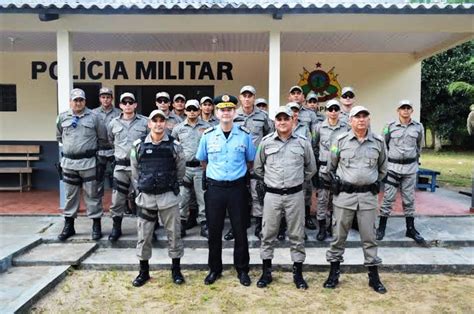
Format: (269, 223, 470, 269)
(268, 31, 281, 119)
(56, 30, 73, 209)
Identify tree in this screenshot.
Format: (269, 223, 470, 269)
(421, 41, 473, 150)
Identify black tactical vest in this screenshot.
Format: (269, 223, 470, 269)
(137, 136, 178, 194)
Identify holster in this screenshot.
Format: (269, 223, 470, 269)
(54, 162, 63, 180)
(172, 181, 180, 196)
(96, 161, 106, 183)
(329, 172, 341, 195)
(370, 181, 381, 195)
(127, 191, 137, 216)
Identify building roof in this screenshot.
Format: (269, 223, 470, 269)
(1, 0, 472, 14)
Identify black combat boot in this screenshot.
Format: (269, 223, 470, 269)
(293, 262, 308, 289)
(323, 262, 340, 289)
(200, 221, 209, 238)
(58, 217, 76, 241)
(224, 228, 234, 241)
(180, 220, 187, 238)
(133, 260, 151, 287)
(254, 217, 262, 239)
(91, 218, 102, 240)
(108, 216, 123, 242)
(376, 216, 388, 241)
(316, 219, 327, 241)
(305, 206, 316, 230)
(277, 217, 286, 241)
(368, 266, 387, 294)
(171, 258, 185, 284)
(256, 259, 273, 288)
(405, 217, 426, 245)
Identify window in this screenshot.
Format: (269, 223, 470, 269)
(0, 84, 17, 112)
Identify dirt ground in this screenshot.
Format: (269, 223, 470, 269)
(31, 270, 473, 313)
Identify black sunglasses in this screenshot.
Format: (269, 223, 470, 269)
(399, 105, 412, 110)
(186, 107, 199, 112)
(341, 93, 354, 99)
(156, 98, 170, 104)
(327, 107, 340, 112)
(121, 100, 135, 105)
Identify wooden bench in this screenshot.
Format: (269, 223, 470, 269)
(0, 145, 40, 192)
(416, 168, 441, 192)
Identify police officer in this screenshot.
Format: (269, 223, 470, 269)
(255, 98, 269, 112)
(172, 99, 212, 238)
(255, 106, 316, 289)
(314, 99, 348, 241)
(200, 96, 219, 125)
(107, 92, 148, 241)
(172, 93, 187, 120)
(339, 86, 356, 124)
(377, 100, 426, 245)
(130, 109, 186, 287)
(227, 85, 272, 240)
(155, 91, 183, 132)
(196, 94, 256, 286)
(56, 88, 108, 240)
(93, 87, 121, 211)
(287, 86, 318, 231)
(306, 92, 325, 124)
(324, 105, 388, 294)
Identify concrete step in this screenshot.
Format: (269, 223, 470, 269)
(38, 215, 474, 248)
(0, 235, 42, 272)
(13, 243, 97, 267)
(81, 246, 474, 274)
(0, 265, 70, 314)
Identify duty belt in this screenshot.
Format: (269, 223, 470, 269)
(138, 186, 173, 195)
(207, 177, 246, 187)
(185, 160, 201, 167)
(340, 183, 376, 193)
(115, 159, 131, 166)
(62, 149, 97, 160)
(318, 160, 328, 166)
(265, 184, 303, 195)
(388, 157, 417, 164)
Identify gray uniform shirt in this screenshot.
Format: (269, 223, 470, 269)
(56, 107, 108, 170)
(172, 118, 211, 162)
(298, 106, 319, 138)
(202, 115, 220, 126)
(234, 107, 273, 147)
(164, 111, 184, 132)
(294, 120, 317, 158)
(314, 119, 348, 174)
(254, 132, 317, 189)
(130, 133, 186, 209)
(383, 119, 424, 175)
(93, 106, 121, 157)
(107, 113, 148, 171)
(329, 129, 387, 210)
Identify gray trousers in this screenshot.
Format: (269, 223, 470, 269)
(62, 167, 102, 219)
(97, 156, 114, 211)
(326, 205, 381, 266)
(136, 204, 184, 261)
(179, 166, 206, 223)
(109, 168, 132, 218)
(316, 188, 333, 221)
(250, 178, 263, 217)
(380, 172, 416, 217)
(260, 190, 305, 263)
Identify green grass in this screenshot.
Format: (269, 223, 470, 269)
(420, 150, 473, 187)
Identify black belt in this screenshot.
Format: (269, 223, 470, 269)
(265, 184, 303, 195)
(207, 177, 246, 187)
(340, 183, 375, 193)
(185, 161, 201, 167)
(115, 159, 130, 166)
(318, 160, 328, 166)
(388, 157, 417, 164)
(138, 187, 173, 195)
(62, 149, 97, 160)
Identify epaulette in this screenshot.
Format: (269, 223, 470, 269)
(336, 132, 349, 141)
(239, 125, 251, 134)
(204, 126, 215, 134)
(262, 132, 273, 141)
(296, 134, 307, 141)
(373, 133, 385, 142)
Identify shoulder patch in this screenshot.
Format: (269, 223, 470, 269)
(239, 125, 251, 134)
(330, 144, 340, 155)
(133, 138, 142, 146)
(204, 126, 215, 134)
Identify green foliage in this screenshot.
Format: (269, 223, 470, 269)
(421, 41, 473, 147)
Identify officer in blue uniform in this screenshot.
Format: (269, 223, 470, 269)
(196, 94, 256, 287)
